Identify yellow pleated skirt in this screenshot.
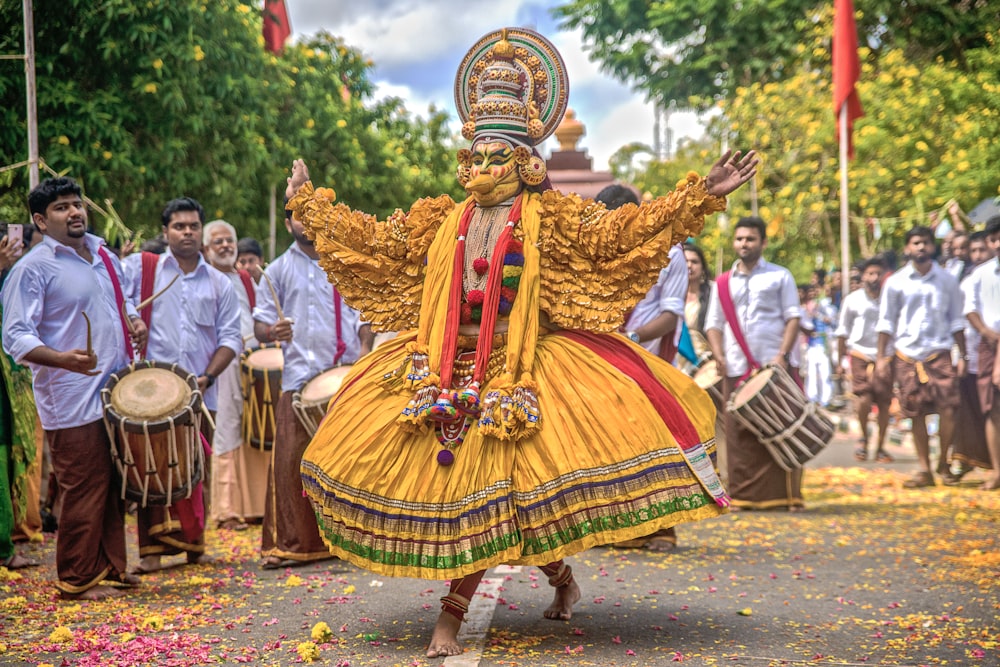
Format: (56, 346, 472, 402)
(301, 330, 725, 580)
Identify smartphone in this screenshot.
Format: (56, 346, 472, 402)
(1, 223, 24, 256)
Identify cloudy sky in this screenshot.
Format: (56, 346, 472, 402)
(283, 0, 705, 171)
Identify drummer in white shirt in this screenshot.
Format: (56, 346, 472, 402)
(253, 203, 372, 569)
(836, 257, 894, 464)
(123, 197, 243, 573)
(2, 177, 147, 599)
(705, 216, 803, 511)
(598, 184, 687, 552)
(876, 225, 966, 489)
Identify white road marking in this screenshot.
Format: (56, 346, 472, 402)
(443, 566, 522, 666)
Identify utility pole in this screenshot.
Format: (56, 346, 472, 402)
(24, 0, 39, 188)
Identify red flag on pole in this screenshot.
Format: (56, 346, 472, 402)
(263, 0, 291, 54)
(833, 0, 863, 158)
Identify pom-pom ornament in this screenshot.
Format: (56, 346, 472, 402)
(437, 449, 455, 466)
(466, 289, 485, 306)
(472, 257, 489, 275)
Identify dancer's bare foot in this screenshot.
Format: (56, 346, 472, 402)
(59, 584, 125, 601)
(543, 579, 581, 620)
(425, 611, 463, 658)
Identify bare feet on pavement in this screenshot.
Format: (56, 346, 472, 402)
(425, 611, 463, 658)
(130, 555, 162, 575)
(543, 579, 581, 620)
(60, 585, 125, 601)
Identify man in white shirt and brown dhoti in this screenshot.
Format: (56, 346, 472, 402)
(2, 177, 147, 598)
(836, 257, 894, 463)
(876, 226, 966, 488)
(123, 198, 243, 572)
(253, 206, 372, 569)
(706, 216, 803, 511)
(963, 217, 1000, 491)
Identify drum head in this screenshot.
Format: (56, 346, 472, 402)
(693, 360, 721, 389)
(111, 367, 192, 420)
(731, 367, 775, 409)
(245, 347, 284, 370)
(300, 366, 352, 403)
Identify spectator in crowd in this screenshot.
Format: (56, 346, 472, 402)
(237, 238, 264, 284)
(876, 226, 965, 488)
(960, 216, 1000, 490)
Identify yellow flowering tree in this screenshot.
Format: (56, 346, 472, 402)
(610, 13, 1000, 279)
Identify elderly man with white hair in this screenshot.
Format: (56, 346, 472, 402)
(203, 219, 268, 530)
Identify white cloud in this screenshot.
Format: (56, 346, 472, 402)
(284, 0, 706, 170)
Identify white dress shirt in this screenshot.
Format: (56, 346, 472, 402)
(963, 257, 1000, 374)
(876, 261, 964, 361)
(2, 234, 135, 430)
(963, 257, 1000, 333)
(835, 288, 891, 360)
(213, 270, 258, 456)
(705, 258, 801, 378)
(959, 274, 982, 374)
(624, 245, 687, 355)
(123, 249, 242, 411)
(253, 243, 363, 392)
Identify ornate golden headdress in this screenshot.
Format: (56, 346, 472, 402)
(453, 28, 569, 185)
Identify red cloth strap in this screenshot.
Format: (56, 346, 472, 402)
(716, 271, 759, 375)
(473, 195, 523, 384)
(333, 287, 346, 365)
(658, 334, 678, 364)
(438, 202, 477, 391)
(96, 247, 134, 362)
(237, 269, 256, 310)
(139, 251, 159, 357)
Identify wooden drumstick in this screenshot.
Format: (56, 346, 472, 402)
(81, 311, 93, 357)
(260, 271, 285, 321)
(135, 273, 180, 312)
(200, 402, 216, 432)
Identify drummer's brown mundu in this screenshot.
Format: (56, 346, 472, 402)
(102, 360, 204, 506)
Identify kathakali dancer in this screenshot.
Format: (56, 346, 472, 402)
(286, 28, 757, 657)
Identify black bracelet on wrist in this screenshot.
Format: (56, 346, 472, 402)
(204, 373, 216, 388)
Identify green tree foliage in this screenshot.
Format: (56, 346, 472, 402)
(557, 0, 1000, 109)
(0, 1, 462, 246)
(563, 1, 1000, 279)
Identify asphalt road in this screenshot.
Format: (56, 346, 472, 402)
(2, 409, 998, 667)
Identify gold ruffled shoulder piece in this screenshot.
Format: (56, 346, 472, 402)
(288, 182, 456, 333)
(538, 173, 726, 333)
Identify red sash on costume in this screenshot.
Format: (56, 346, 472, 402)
(97, 247, 135, 362)
(716, 271, 759, 382)
(557, 330, 730, 507)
